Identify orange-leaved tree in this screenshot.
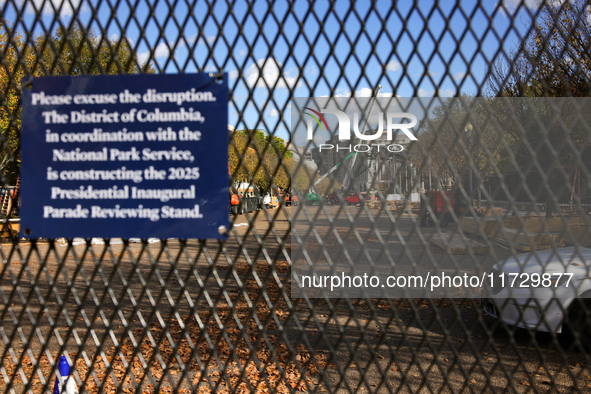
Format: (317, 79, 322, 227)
(0, 19, 153, 182)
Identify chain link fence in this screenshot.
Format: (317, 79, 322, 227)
(1, 0, 591, 392)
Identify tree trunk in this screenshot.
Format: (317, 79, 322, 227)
(545, 170, 557, 218)
(570, 167, 579, 202)
(545, 198, 556, 218)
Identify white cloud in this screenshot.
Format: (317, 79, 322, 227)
(331, 87, 394, 98)
(438, 89, 455, 97)
(453, 71, 466, 80)
(138, 42, 170, 64)
(20, 0, 85, 17)
(418, 88, 455, 97)
(154, 43, 170, 58)
(418, 88, 434, 97)
(333, 88, 351, 97)
(184, 34, 198, 45)
(98, 33, 119, 43)
(355, 87, 373, 97)
(238, 49, 247, 58)
(198, 35, 217, 46)
(229, 70, 239, 79)
(499, 0, 540, 15)
(306, 64, 318, 76)
(244, 58, 301, 89)
(385, 60, 402, 72)
(269, 109, 280, 118)
(502, 0, 539, 8)
(137, 51, 150, 65)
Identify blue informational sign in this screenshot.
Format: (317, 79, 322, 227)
(21, 73, 229, 239)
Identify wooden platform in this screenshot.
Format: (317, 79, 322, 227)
(494, 227, 565, 247)
(459, 217, 501, 238)
(480, 207, 503, 217)
(459, 216, 577, 250)
(503, 216, 588, 232)
(559, 225, 591, 247)
(493, 237, 553, 252)
(430, 232, 488, 255)
(0, 219, 19, 242)
(493, 226, 561, 251)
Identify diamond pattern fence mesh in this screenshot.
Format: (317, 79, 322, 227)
(1, 0, 591, 393)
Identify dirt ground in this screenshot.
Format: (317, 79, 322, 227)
(0, 205, 590, 393)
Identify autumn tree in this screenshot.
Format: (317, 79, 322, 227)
(32, 23, 152, 76)
(313, 175, 339, 195)
(288, 158, 330, 196)
(409, 97, 502, 193)
(0, 21, 32, 181)
(489, 0, 591, 98)
(487, 0, 591, 215)
(0, 20, 152, 181)
(229, 129, 291, 193)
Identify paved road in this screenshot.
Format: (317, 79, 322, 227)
(291, 204, 506, 298)
(0, 205, 589, 393)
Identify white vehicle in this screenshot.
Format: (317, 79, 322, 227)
(482, 246, 591, 349)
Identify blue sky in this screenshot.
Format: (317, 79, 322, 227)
(1, 0, 539, 142)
